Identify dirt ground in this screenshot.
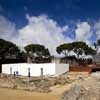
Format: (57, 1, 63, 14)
(0, 88, 60, 100)
(0, 72, 89, 100)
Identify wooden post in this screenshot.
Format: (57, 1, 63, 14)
(28, 68, 30, 85)
(41, 68, 43, 79)
(28, 68, 30, 77)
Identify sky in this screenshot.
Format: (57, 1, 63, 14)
(0, 0, 100, 56)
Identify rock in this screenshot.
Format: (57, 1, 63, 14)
(91, 72, 100, 80)
(34, 79, 51, 92)
(0, 73, 8, 78)
(0, 79, 17, 89)
(61, 80, 100, 100)
(0, 72, 89, 93)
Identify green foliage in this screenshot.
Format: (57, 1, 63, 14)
(84, 46, 96, 55)
(0, 39, 20, 58)
(56, 41, 96, 57)
(24, 44, 50, 57)
(93, 42, 97, 49)
(56, 43, 73, 55)
(72, 41, 88, 57)
(97, 39, 100, 46)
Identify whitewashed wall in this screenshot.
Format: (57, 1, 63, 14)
(2, 63, 69, 76)
(55, 64, 69, 75)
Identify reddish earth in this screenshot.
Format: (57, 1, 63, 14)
(70, 66, 100, 73)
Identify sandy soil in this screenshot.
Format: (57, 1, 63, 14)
(0, 88, 60, 100)
(0, 72, 89, 100)
(50, 83, 72, 95)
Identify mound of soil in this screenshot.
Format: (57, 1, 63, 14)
(61, 73, 100, 100)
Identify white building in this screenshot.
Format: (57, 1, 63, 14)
(2, 63, 69, 76)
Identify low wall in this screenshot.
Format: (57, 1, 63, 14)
(69, 66, 100, 73)
(2, 63, 69, 76)
(69, 67, 92, 72)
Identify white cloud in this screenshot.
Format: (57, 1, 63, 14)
(75, 22, 92, 45)
(17, 14, 72, 56)
(0, 14, 94, 56)
(94, 21, 100, 39)
(0, 15, 17, 41)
